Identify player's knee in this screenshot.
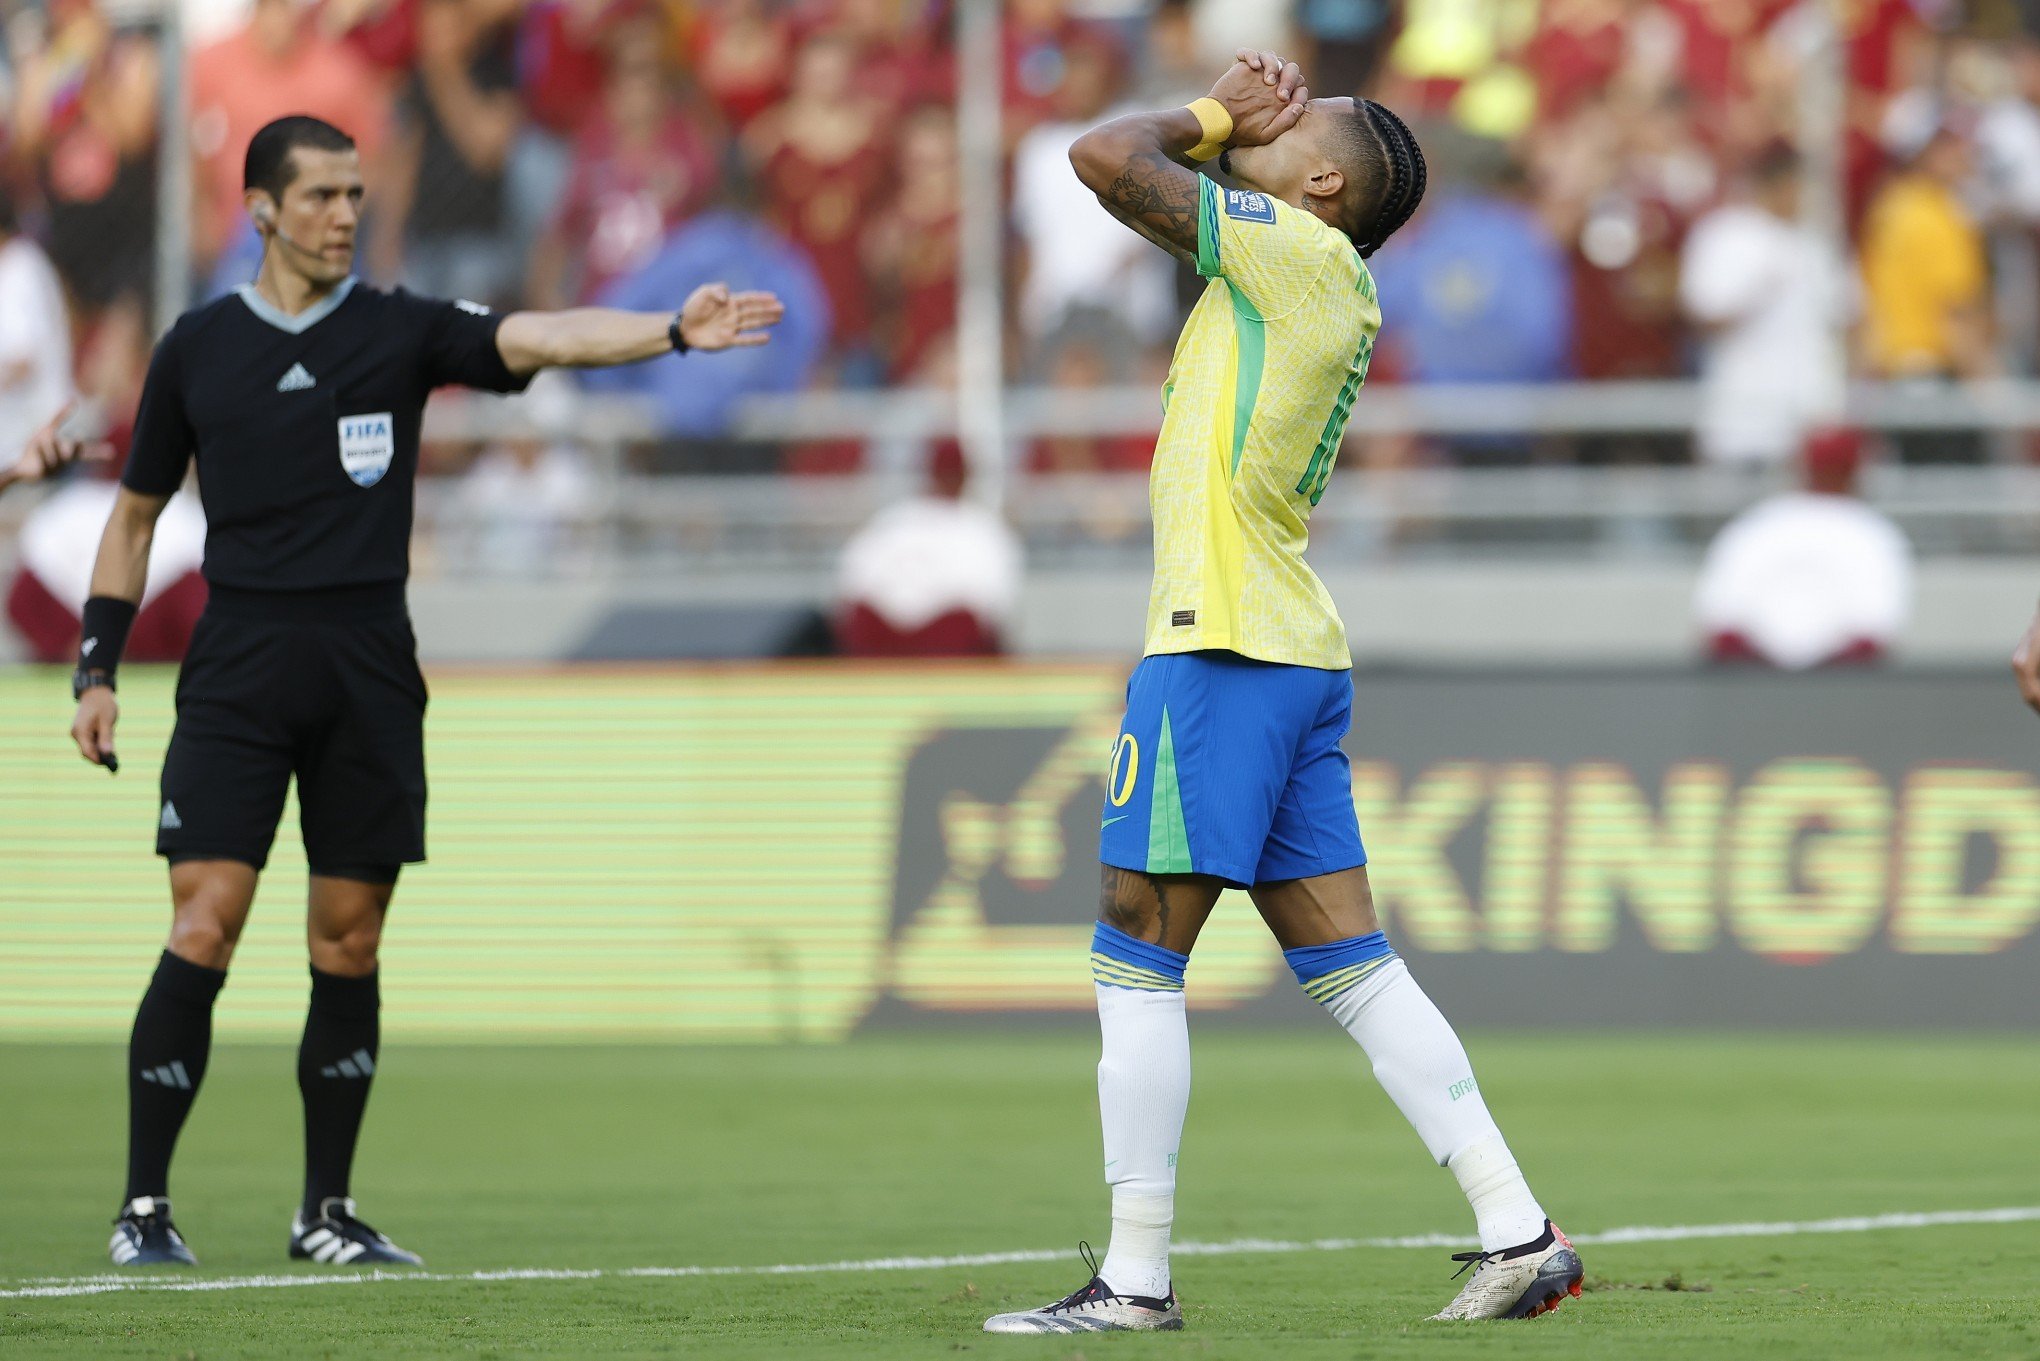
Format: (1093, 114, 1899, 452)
(309, 918, 383, 975)
(166, 910, 242, 970)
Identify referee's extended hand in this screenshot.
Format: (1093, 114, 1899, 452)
(2013, 604, 2040, 715)
(72, 685, 119, 771)
(678, 284, 785, 352)
(4, 401, 114, 494)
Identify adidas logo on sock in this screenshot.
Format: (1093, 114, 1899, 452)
(139, 1061, 193, 1090)
(321, 1048, 376, 1079)
(276, 362, 317, 392)
(159, 801, 182, 831)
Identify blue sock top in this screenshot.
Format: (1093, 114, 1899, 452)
(1091, 920, 1189, 990)
(1282, 931, 1394, 987)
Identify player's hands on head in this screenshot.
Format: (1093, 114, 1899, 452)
(678, 282, 787, 352)
(2011, 605, 2040, 715)
(1211, 50, 1307, 147)
(8, 400, 114, 489)
(71, 685, 119, 770)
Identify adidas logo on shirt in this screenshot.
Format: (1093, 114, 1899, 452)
(159, 801, 182, 831)
(276, 362, 317, 392)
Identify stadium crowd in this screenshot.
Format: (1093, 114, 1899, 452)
(3, 0, 2039, 476)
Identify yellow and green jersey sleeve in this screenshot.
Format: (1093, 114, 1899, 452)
(1141, 176, 1382, 671)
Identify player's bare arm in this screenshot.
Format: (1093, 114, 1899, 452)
(69, 485, 170, 768)
(0, 401, 113, 497)
(494, 284, 786, 376)
(2011, 601, 2040, 714)
(1069, 50, 1308, 263)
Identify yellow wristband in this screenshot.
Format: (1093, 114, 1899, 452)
(1185, 97, 1233, 162)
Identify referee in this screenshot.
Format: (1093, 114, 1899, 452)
(70, 115, 783, 1269)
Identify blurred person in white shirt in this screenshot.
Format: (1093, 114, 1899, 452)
(450, 373, 600, 576)
(1695, 428, 1913, 670)
(0, 187, 75, 465)
(834, 440, 1023, 657)
(1011, 36, 1178, 353)
(1679, 144, 1850, 467)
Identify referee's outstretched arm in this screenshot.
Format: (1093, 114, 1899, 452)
(493, 282, 785, 374)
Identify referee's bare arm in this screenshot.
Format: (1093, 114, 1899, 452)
(69, 486, 169, 765)
(494, 283, 785, 375)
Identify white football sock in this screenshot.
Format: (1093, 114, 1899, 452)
(1319, 958, 1546, 1252)
(1448, 1134, 1549, 1253)
(1095, 982, 1188, 1299)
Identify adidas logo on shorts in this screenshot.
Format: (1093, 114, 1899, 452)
(159, 801, 182, 831)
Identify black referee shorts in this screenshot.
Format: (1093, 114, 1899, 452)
(157, 584, 427, 875)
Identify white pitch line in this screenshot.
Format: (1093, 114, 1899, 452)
(7, 1206, 2035, 1301)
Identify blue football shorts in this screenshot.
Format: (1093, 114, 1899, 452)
(1098, 650, 1367, 887)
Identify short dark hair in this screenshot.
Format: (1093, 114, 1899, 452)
(1329, 100, 1428, 259)
(244, 116, 357, 200)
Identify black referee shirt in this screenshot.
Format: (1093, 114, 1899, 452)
(121, 279, 531, 592)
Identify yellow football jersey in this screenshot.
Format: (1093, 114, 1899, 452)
(1141, 176, 1380, 671)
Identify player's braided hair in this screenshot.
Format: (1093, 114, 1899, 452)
(1353, 100, 1427, 259)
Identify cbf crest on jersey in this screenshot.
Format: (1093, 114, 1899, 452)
(338, 412, 396, 488)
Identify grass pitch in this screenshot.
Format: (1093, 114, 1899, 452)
(3, 1032, 2036, 1359)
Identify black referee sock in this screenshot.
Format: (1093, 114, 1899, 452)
(297, 967, 380, 1216)
(125, 950, 228, 1203)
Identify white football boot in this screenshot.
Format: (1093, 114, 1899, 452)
(984, 1245, 1183, 1334)
(1429, 1221, 1584, 1320)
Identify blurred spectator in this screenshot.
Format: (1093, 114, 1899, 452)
(1295, 0, 1402, 98)
(1567, 88, 1714, 382)
(1132, 0, 1205, 107)
(689, 0, 792, 131)
(1680, 143, 1850, 466)
(1028, 319, 1153, 474)
(1861, 123, 1993, 381)
(1003, 0, 1107, 137)
(578, 197, 828, 438)
(834, 440, 1022, 657)
(747, 28, 891, 375)
(528, 20, 718, 308)
(372, 0, 522, 303)
(864, 106, 959, 382)
(1011, 34, 1176, 355)
(832, 0, 952, 113)
(1977, 36, 2040, 374)
(8, 0, 158, 313)
(7, 477, 206, 663)
(516, 0, 614, 136)
(450, 374, 600, 574)
(188, 0, 390, 269)
(1372, 142, 1574, 386)
(1695, 428, 1912, 669)
(0, 186, 73, 464)
(1524, 0, 1626, 123)
(506, 0, 617, 285)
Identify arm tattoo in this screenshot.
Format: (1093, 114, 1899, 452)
(1098, 151, 1202, 262)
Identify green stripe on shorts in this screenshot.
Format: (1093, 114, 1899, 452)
(1146, 709, 1193, 874)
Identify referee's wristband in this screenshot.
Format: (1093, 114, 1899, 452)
(1185, 96, 1233, 163)
(76, 595, 137, 693)
(668, 314, 690, 355)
